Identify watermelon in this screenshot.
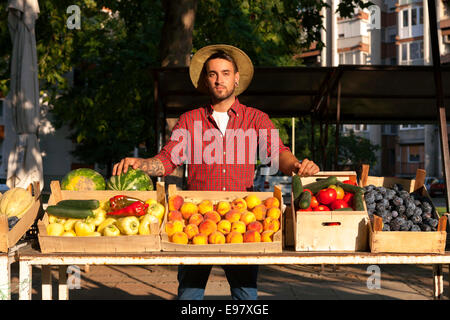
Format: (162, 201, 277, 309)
(61, 168, 106, 191)
(106, 168, 154, 191)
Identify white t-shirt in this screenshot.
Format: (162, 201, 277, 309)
(212, 110, 230, 136)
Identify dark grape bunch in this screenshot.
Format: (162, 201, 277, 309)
(363, 184, 438, 232)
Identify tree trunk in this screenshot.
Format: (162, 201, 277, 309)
(160, 0, 198, 67)
(158, 0, 198, 188)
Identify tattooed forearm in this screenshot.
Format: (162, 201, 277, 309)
(140, 158, 165, 177)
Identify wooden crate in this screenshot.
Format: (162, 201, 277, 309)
(360, 165, 448, 254)
(0, 182, 42, 252)
(291, 171, 369, 252)
(160, 185, 284, 253)
(37, 181, 166, 253)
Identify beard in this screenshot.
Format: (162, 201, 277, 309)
(209, 84, 235, 102)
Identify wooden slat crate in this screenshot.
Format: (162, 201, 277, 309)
(360, 165, 447, 254)
(0, 182, 42, 252)
(160, 184, 285, 253)
(291, 171, 369, 252)
(37, 181, 166, 253)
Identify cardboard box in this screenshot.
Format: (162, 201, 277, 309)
(37, 181, 166, 253)
(291, 171, 369, 252)
(161, 184, 284, 252)
(360, 165, 447, 254)
(0, 182, 42, 252)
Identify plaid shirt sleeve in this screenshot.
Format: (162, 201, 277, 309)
(256, 111, 291, 162)
(154, 113, 188, 176)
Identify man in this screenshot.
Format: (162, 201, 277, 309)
(113, 44, 320, 300)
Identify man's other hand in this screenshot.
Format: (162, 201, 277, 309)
(294, 159, 320, 177)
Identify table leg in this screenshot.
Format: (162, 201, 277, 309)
(433, 264, 444, 300)
(42, 266, 52, 300)
(0, 255, 11, 300)
(19, 261, 32, 300)
(58, 266, 68, 300)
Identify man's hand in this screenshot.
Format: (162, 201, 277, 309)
(112, 157, 144, 176)
(293, 158, 320, 177)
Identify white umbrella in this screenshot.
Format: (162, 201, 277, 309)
(3, 0, 43, 191)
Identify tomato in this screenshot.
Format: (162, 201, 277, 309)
(330, 199, 349, 210)
(342, 192, 354, 206)
(317, 188, 337, 205)
(296, 207, 312, 212)
(334, 186, 345, 200)
(343, 180, 357, 186)
(313, 205, 330, 211)
(310, 196, 319, 208)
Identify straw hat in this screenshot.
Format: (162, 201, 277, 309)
(189, 44, 254, 96)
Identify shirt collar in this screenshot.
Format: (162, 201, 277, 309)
(207, 97, 242, 117)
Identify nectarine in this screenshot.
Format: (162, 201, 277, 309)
(184, 223, 200, 240)
(266, 207, 281, 220)
(180, 202, 198, 220)
(188, 213, 204, 226)
(225, 209, 241, 223)
(240, 211, 256, 226)
(251, 204, 267, 221)
(208, 231, 226, 244)
(231, 198, 247, 212)
(247, 221, 263, 233)
(215, 201, 231, 216)
(245, 194, 262, 210)
(264, 197, 280, 209)
(261, 230, 274, 242)
(231, 221, 246, 234)
(165, 220, 184, 237)
(217, 219, 232, 234)
(171, 231, 189, 244)
(168, 195, 184, 211)
(198, 219, 217, 236)
(243, 230, 261, 243)
(192, 233, 208, 245)
(168, 210, 183, 222)
(203, 211, 221, 224)
(263, 216, 280, 232)
(226, 231, 244, 243)
(198, 199, 214, 215)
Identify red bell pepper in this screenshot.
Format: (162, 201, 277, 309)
(108, 201, 149, 217)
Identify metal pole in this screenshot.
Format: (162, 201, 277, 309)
(427, 0, 450, 213)
(153, 71, 164, 182)
(335, 80, 341, 170)
(292, 117, 295, 156)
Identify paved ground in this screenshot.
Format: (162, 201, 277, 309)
(8, 260, 449, 300)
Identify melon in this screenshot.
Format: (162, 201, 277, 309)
(0, 187, 34, 218)
(106, 168, 153, 191)
(61, 168, 106, 191)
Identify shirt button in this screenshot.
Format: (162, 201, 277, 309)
(222, 169, 226, 173)
(223, 187, 226, 191)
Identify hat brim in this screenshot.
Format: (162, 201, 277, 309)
(189, 44, 254, 96)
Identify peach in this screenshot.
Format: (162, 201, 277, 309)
(252, 204, 267, 221)
(165, 220, 184, 237)
(180, 202, 198, 220)
(203, 211, 221, 224)
(198, 219, 217, 236)
(184, 223, 200, 240)
(188, 213, 204, 226)
(245, 194, 262, 210)
(266, 207, 281, 220)
(198, 199, 214, 215)
(231, 221, 246, 234)
(247, 221, 263, 233)
(217, 219, 232, 235)
(215, 201, 231, 216)
(226, 231, 244, 243)
(263, 217, 280, 232)
(192, 233, 208, 245)
(168, 195, 184, 211)
(231, 198, 247, 212)
(240, 211, 256, 226)
(171, 231, 189, 244)
(264, 197, 280, 209)
(208, 231, 226, 244)
(243, 230, 261, 243)
(261, 230, 275, 242)
(225, 209, 241, 223)
(168, 210, 183, 222)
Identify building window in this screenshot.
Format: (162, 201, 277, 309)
(410, 42, 420, 60)
(338, 33, 345, 38)
(403, 10, 409, 27)
(419, 7, 423, 25)
(362, 53, 368, 64)
(353, 124, 368, 132)
(401, 43, 408, 61)
(339, 53, 344, 64)
(408, 145, 421, 163)
(345, 52, 354, 64)
(411, 7, 417, 25)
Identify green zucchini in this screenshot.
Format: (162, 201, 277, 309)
(353, 191, 365, 211)
(47, 205, 94, 219)
(57, 199, 100, 210)
(303, 176, 338, 194)
(296, 191, 312, 209)
(292, 175, 303, 201)
(336, 181, 365, 194)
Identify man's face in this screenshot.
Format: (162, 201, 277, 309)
(204, 58, 239, 102)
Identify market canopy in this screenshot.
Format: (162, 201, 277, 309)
(154, 65, 450, 124)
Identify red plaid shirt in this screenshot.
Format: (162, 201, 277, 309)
(154, 98, 290, 191)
